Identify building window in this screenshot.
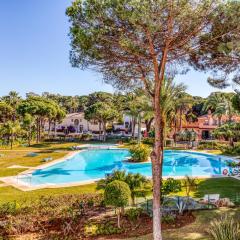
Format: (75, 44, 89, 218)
(80, 125, 83, 132)
(74, 119, 79, 126)
(203, 120, 209, 125)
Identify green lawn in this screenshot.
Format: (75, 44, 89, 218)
(0, 142, 79, 177)
(175, 177, 240, 202)
(0, 177, 239, 205)
(0, 183, 98, 204)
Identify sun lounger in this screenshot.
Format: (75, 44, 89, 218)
(26, 152, 38, 157)
(202, 194, 220, 204)
(41, 157, 53, 162)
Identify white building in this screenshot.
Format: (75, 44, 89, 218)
(45, 112, 146, 136)
(46, 112, 99, 134)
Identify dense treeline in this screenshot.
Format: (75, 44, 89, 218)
(0, 87, 240, 148)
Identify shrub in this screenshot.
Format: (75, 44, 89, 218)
(182, 175, 198, 198)
(81, 133, 92, 141)
(0, 201, 20, 216)
(221, 143, 240, 156)
(104, 180, 131, 208)
(142, 137, 154, 145)
(161, 178, 182, 196)
(85, 221, 123, 236)
(96, 222, 123, 235)
(104, 180, 131, 228)
(129, 144, 151, 162)
(161, 212, 176, 224)
(208, 215, 240, 240)
(125, 208, 143, 223)
(97, 170, 151, 205)
(198, 141, 225, 150)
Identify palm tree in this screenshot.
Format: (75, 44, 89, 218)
(213, 123, 236, 146)
(0, 121, 21, 149)
(125, 173, 150, 205)
(160, 78, 188, 143)
(125, 90, 151, 141)
(22, 113, 36, 146)
(1, 91, 21, 121)
(174, 93, 193, 131)
(97, 170, 151, 205)
(204, 92, 236, 126)
(182, 175, 198, 199)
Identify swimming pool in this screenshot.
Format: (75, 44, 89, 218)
(19, 149, 233, 186)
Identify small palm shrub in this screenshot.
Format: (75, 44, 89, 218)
(125, 208, 143, 223)
(208, 215, 240, 240)
(129, 144, 151, 162)
(161, 212, 176, 224)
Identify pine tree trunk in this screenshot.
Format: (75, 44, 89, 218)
(117, 210, 121, 228)
(10, 133, 13, 150)
(137, 114, 141, 143)
(99, 122, 102, 140)
(150, 42, 168, 240)
(179, 109, 183, 130)
(151, 101, 163, 240)
(132, 117, 136, 138)
(54, 121, 57, 139)
(48, 119, 51, 138)
(36, 118, 40, 143)
(28, 125, 32, 146)
(103, 122, 106, 142)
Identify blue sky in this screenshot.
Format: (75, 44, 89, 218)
(0, 0, 233, 98)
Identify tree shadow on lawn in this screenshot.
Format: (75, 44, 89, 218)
(29, 142, 77, 151)
(193, 177, 240, 200)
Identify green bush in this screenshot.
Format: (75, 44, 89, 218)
(0, 201, 20, 216)
(221, 143, 240, 156)
(104, 180, 131, 208)
(129, 144, 151, 162)
(104, 180, 131, 228)
(161, 178, 182, 196)
(125, 208, 143, 223)
(81, 133, 92, 141)
(197, 141, 225, 150)
(208, 215, 240, 240)
(142, 137, 154, 145)
(162, 212, 176, 224)
(85, 221, 123, 236)
(96, 222, 123, 235)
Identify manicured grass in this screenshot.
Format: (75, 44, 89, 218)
(0, 141, 79, 177)
(194, 177, 240, 200)
(0, 183, 98, 204)
(0, 177, 239, 206)
(0, 141, 79, 151)
(129, 208, 240, 240)
(171, 177, 240, 202)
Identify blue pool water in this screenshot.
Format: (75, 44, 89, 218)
(20, 149, 233, 186)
